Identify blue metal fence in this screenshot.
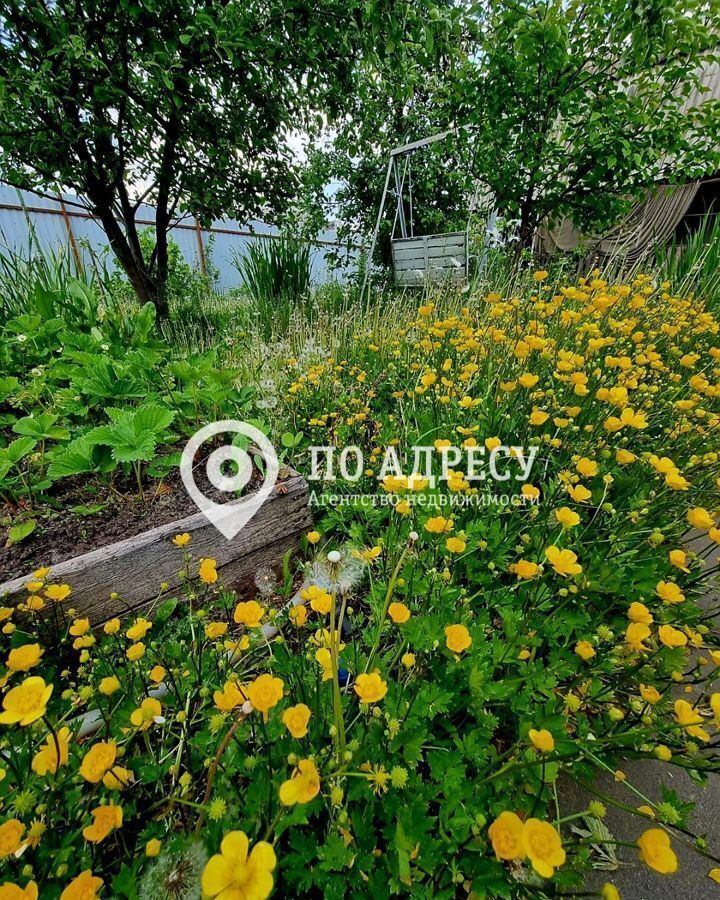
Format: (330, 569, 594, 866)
(0, 184, 357, 291)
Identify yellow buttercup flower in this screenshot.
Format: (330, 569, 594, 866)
(668, 549, 690, 572)
(282, 703, 311, 738)
(32, 726, 71, 776)
(656, 581, 684, 604)
(354, 672, 388, 704)
(445, 624, 472, 654)
(627, 602, 653, 625)
(567, 484, 592, 503)
(555, 507, 580, 528)
(79, 741, 117, 783)
(60, 870, 104, 900)
(509, 559, 539, 580)
(445, 536, 466, 553)
(300, 585, 332, 615)
(674, 699, 710, 742)
(289, 605, 308, 627)
(545, 546, 582, 576)
(575, 457, 598, 477)
(687, 507, 714, 530)
(149, 665, 166, 684)
(0, 819, 25, 858)
(424, 516, 453, 534)
(172, 532, 191, 547)
(233, 600, 265, 627)
(388, 602, 410, 624)
(637, 828, 678, 874)
(658, 625, 687, 649)
(202, 831, 275, 899)
(711, 693, 720, 726)
(69, 618, 90, 637)
(354, 545, 382, 562)
(315, 648, 333, 681)
(524, 818, 566, 878)
(488, 811, 525, 860)
(0, 879, 38, 899)
(639, 684, 662, 705)
(214, 681, 247, 713)
(126, 617, 152, 641)
(146, 838, 162, 857)
(575, 641, 596, 661)
(130, 698, 163, 731)
(529, 408, 549, 425)
(126, 642, 145, 661)
(82, 803, 123, 843)
(279, 759, 321, 806)
(6, 643, 43, 672)
(306, 530, 321, 544)
(103, 766, 133, 790)
(528, 728, 555, 753)
(205, 621, 228, 640)
(625, 623, 651, 652)
(246, 674, 284, 720)
(665, 470, 690, 491)
(103, 618, 121, 635)
(616, 449, 636, 465)
(99, 675, 121, 696)
(45, 584, 71, 602)
(198, 558, 218, 584)
(0, 676, 53, 726)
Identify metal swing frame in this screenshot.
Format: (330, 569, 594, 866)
(360, 127, 472, 300)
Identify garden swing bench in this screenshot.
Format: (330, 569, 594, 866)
(361, 127, 478, 299)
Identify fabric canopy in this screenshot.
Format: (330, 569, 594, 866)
(538, 181, 701, 260)
(597, 181, 700, 261)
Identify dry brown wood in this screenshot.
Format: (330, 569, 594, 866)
(0, 473, 312, 624)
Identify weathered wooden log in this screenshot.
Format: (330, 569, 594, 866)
(0, 472, 312, 627)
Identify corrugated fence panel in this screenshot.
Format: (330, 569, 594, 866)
(0, 186, 358, 290)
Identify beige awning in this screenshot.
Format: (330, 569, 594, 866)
(538, 182, 702, 259)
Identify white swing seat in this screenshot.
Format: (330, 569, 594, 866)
(391, 231, 468, 287)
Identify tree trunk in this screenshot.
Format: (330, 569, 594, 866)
(92, 203, 169, 317)
(154, 222, 170, 320)
(513, 205, 536, 265)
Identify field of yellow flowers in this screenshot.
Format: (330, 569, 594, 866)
(0, 272, 719, 898)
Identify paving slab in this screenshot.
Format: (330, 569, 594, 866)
(562, 532, 720, 898)
(562, 764, 720, 899)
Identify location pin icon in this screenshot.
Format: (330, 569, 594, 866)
(180, 420, 280, 540)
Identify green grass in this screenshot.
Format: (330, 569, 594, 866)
(231, 236, 312, 340)
(0, 233, 98, 326)
(654, 213, 720, 310)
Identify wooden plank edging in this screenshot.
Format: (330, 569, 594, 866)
(0, 473, 312, 624)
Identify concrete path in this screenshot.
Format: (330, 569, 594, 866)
(563, 762, 720, 899)
(564, 533, 720, 898)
